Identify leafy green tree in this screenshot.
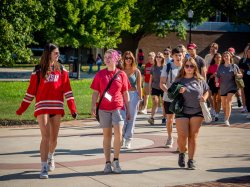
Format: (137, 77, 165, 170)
(211, 0, 250, 24)
(0, 0, 54, 66)
(122, 0, 215, 50)
(47, 0, 138, 49)
(121, 0, 250, 52)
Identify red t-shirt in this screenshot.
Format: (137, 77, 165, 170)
(207, 64, 220, 87)
(144, 62, 153, 83)
(138, 52, 144, 64)
(207, 64, 219, 74)
(90, 68, 131, 110)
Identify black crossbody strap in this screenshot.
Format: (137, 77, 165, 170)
(97, 70, 121, 110)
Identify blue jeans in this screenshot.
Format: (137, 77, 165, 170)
(123, 91, 140, 140)
(97, 64, 101, 72)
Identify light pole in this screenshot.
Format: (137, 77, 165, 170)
(188, 10, 194, 44)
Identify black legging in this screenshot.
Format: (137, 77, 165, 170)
(244, 84, 250, 112)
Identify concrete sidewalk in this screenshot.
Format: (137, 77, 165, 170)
(0, 107, 250, 187)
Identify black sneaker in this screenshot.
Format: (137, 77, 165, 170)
(187, 159, 196, 170)
(178, 153, 185, 168)
(161, 118, 166, 125)
(237, 99, 242, 107)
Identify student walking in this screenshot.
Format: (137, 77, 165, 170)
(160, 47, 184, 148)
(16, 43, 77, 179)
(96, 53, 103, 72)
(207, 53, 222, 121)
(217, 51, 243, 126)
(122, 51, 142, 149)
(148, 52, 165, 125)
(174, 57, 209, 170)
(137, 49, 144, 68)
(91, 49, 130, 174)
(239, 44, 250, 118)
(139, 52, 155, 114)
(87, 54, 95, 73)
(187, 43, 206, 79)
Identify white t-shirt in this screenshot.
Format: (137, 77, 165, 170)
(160, 62, 182, 102)
(204, 53, 213, 68)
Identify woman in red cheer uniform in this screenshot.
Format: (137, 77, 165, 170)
(91, 49, 130, 174)
(16, 43, 77, 179)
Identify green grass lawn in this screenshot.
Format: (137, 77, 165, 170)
(0, 66, 152, 125)
(0, 79, 93, 124)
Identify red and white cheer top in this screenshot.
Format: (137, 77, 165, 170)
(16, 66, 77, 117)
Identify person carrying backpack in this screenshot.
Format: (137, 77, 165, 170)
(160, 47, 184, 148)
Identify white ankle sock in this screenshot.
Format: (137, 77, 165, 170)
(48, 152, 54, 159)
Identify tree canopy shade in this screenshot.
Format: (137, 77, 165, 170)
(1, 0, 250, 66)
(211, 0, 250, 24)
(47, 0, 138, 48)
(128, 0, 216, 41)
(0, 0, 55, 66)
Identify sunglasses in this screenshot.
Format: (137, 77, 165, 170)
(184, 64, 195, 69)
(156, 56, 163, 58)
(125, 57, 132, 60)
(53, 52, 60, 55)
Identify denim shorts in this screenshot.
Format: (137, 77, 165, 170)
(99, 109, 125, 128)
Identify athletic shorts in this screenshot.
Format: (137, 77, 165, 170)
(164, 101, 174, 114)
(175, 111, 203, 119)
(99, 109, 125, 128)
(151, 88, 163, 97)
(143, 82, 149, 87)
(220, 90, 237, 96)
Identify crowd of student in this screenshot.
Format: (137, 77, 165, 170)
(16, 42, 250, 178)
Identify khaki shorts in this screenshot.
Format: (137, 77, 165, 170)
(99, 109, 125, 128)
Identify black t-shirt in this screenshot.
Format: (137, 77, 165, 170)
(195, 55, 205, 74)
(239, 58, 250, 83)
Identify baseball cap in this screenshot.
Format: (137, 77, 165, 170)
(187, 43, 197, 50)
(228, 47, 235, 54)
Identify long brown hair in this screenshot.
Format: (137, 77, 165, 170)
(221, 51, 234, 64)
(210, 53, 221, 65)
(176, 57, 203, 80)
(40, 43, 61, 78)
(122, 51, 137, 71)
(154, 52, 165, 66)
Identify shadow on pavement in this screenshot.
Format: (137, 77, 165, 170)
(207, 167, 250, 173)
(0, 167, 180, 181)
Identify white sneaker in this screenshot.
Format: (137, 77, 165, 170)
(103, 162, 112, 174)
(246, 114, 250, 119)
(112, 160, 122, 174)
(40, 165, 49, 179)
(165, 137, 174, 148)
(48, 157, 55, 171)
(124, 139, 131, 149)
(121, 138, 125, 147)
(139, 108, 147, 114)
(224, 120, 230, 126)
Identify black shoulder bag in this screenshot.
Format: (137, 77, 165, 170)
(96, 70, 121, 122)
